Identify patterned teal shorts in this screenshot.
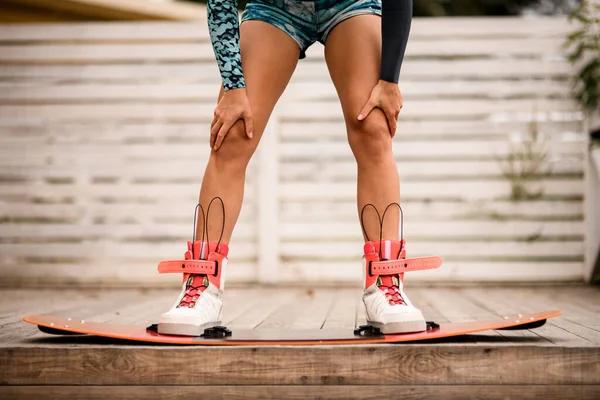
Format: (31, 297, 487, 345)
(241, 0, 382, 59)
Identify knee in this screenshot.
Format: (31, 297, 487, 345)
(210, 120, 257, 173)
(347, 114, 393, 164)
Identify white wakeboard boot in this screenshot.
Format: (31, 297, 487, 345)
(362, 239, 441, 334)
(157, 240, 228, 336)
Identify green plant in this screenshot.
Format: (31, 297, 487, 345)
(499, 116, 553, 201)
(564, 2, 600, 113)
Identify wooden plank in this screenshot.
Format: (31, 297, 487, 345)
(226, 289, 299, 330)
(0, 289, 143, 344)
(320, 289, 359, 330)
(462, 287, 591, 347)
(288, 289, 338, 330)
(3, 346, 598, 385)
(1, 385, 599, 400)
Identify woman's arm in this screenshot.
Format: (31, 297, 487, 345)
(380, 0, 412, 83)
(207, 0, 246, 91)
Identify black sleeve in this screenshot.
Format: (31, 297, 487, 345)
(380, 0, 413, 83)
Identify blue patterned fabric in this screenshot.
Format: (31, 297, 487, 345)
(207, 0, 246, 91)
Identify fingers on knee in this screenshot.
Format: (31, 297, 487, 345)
(212, 120, 256, 165)
(348, 116, 392, 159)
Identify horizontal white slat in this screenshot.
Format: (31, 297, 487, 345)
(0, 43, 215, 63)
(0, 23, 210, 42)
(0, 242, 257, 259)
(279, 179, 583, 201)
(0, 220, 580, 242)
(1, 79, 574, 104)
(279, 99, 578, 120)
(0, 64, 220, 81)
(0, 182, 257, 202)
(280, 241, 583, 258)
(0, 120, 584, 141)
(0, 99, 580, 122)
(302, 39, 566, 60)
(280, 220, 583, 239)
(278, 140, 584, 159)
(0, 59, 572, 84)
(0, 18, 571, 43)
(0, 39, 565, 65)
(280, 120, 584, 137)
(277, 261, 583, 283)
(0, 83, 219, 103)
(0, 261, 256, 286)
(0, 140, 584, 163)
(281, 159, 583, 181)
(2, 157, 581, 182)
(280, 200, 584, 220)
(0, 222, 256, 240)
(408, 17, 572, 37)
(1, 199, 582, 223)
(283, 80, 573, 102)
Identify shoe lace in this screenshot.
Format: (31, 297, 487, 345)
(378, 275, 405, 306)
(176, 274, 209, 308)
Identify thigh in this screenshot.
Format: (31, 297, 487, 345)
(323, 14, 385, 127)
(216, 20, 300, 149)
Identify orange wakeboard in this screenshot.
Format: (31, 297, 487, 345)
(23, 310, 560, 345)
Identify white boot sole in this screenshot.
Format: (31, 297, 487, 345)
(158, 320, 221, 337)
(367, 319, 426, 334)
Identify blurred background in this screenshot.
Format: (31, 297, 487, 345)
(0, 0, 598, 287)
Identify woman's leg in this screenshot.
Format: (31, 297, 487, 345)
(324, 15, 400, 240)
(198, 21, 300, 243)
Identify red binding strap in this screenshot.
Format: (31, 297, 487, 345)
(158, 260, 218, 276)
(369, 256, 442, 276)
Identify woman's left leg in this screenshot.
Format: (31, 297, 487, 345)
(324, 14, 427, 333)
(324, 14, 399, 241)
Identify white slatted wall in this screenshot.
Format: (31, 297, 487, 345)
(0, 18, 587, 286)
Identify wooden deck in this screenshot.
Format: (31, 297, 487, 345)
(1, 285, 599, 399)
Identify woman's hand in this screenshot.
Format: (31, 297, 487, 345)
(357, 80, 403, 137)
(210, 87, 254, 151)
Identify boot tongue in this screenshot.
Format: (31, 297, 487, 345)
(179, 241, 229, 308)
(370, 240, 406, 306)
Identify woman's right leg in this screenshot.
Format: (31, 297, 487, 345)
(198, 20, 300, 243)
(158, 21, 300, 336)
